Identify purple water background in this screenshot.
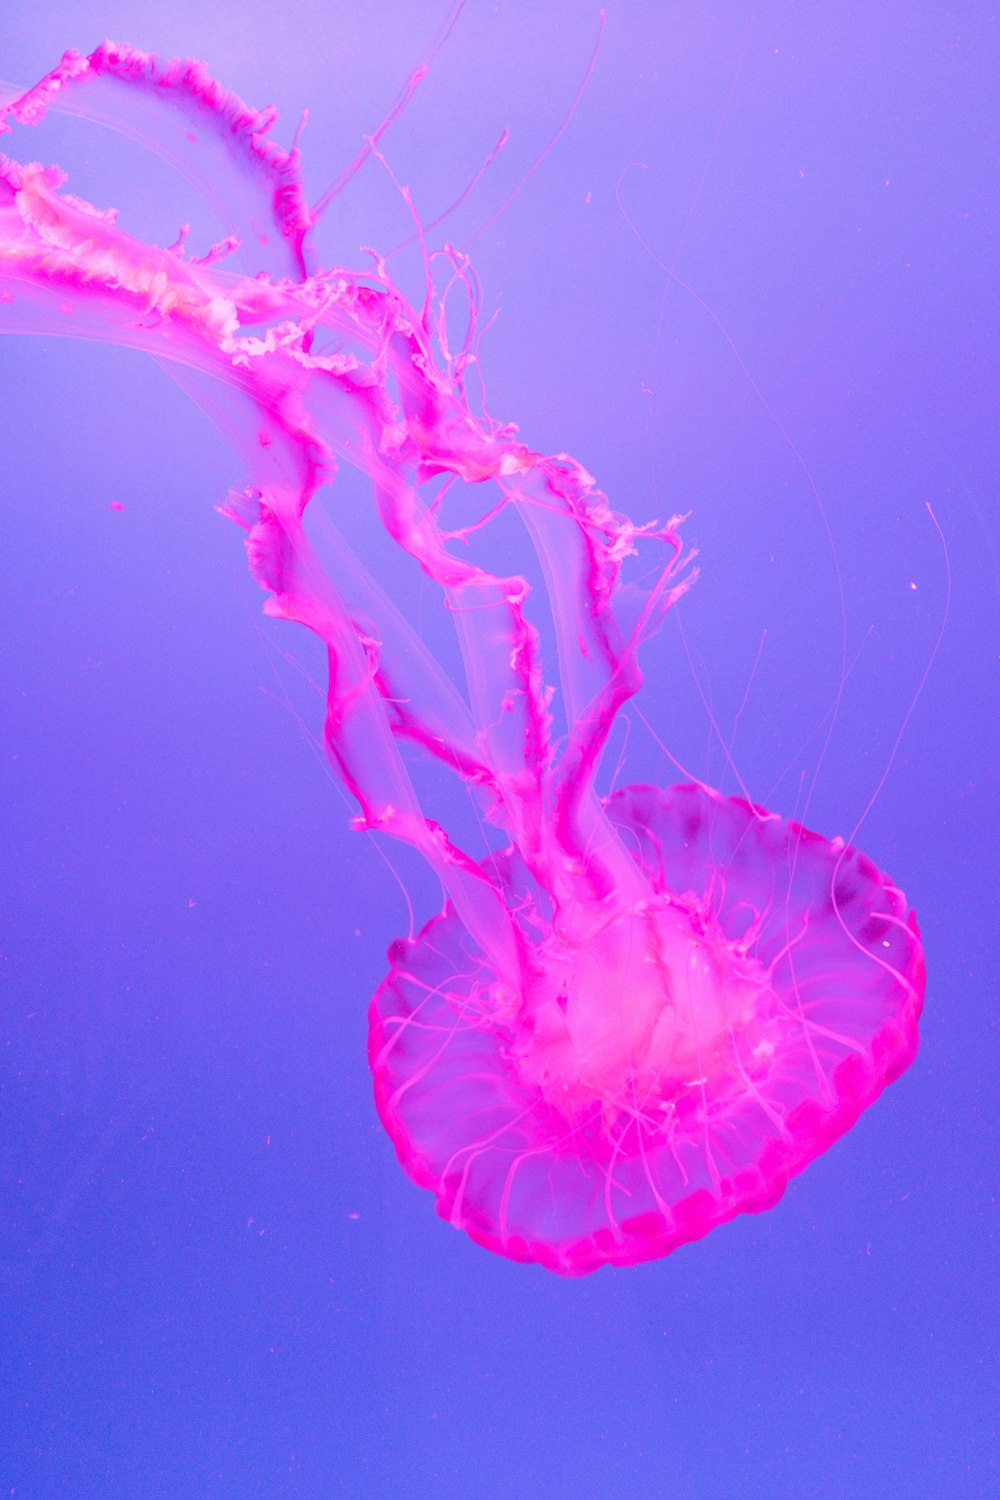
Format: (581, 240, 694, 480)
(2, 3, 996, 1495)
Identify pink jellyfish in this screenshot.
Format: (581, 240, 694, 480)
(0, 44, 923, 1274)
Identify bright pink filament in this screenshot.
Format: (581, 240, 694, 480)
(0, 45, 924, 1274)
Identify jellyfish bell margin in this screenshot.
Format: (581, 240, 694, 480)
(0, 43, 925, 1276)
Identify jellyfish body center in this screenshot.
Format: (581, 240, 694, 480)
(515, 897, 777, 1124)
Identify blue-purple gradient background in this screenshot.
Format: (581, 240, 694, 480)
(2, 4, 996, 1496)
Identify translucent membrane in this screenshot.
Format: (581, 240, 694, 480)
(0, 44, 924, 1273)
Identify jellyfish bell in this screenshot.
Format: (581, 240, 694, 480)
(371, 782, 923, 1274)
(1, 43, 925, 1275)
